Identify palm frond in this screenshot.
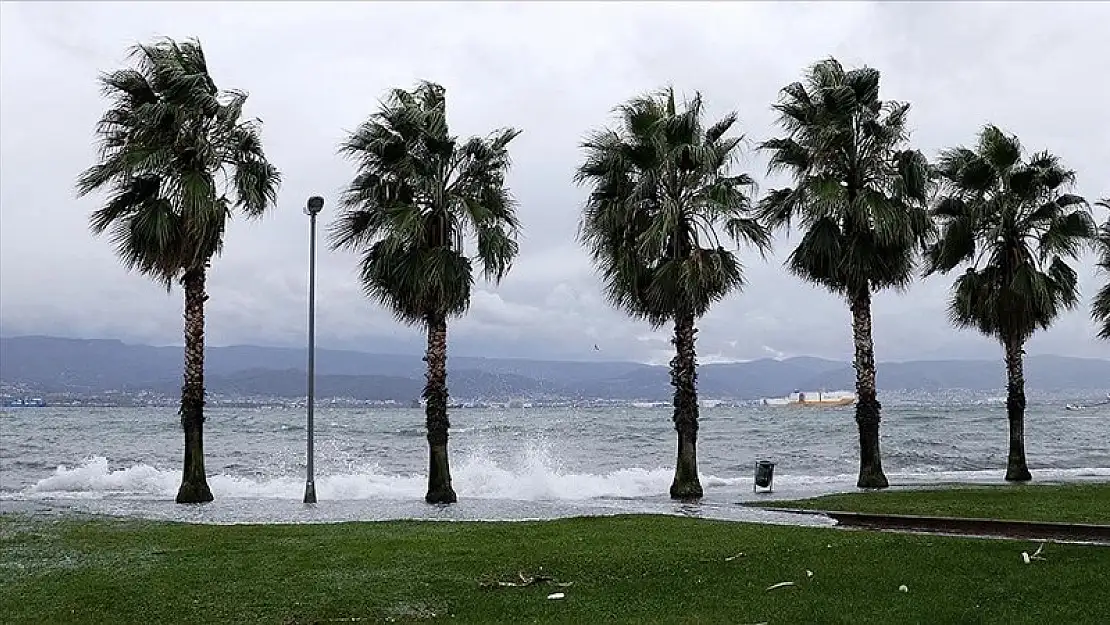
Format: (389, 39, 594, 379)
(79, 37, 280, 287)
(331, 82, 520, 326)
(1093, 201, 1110, 339)
(931, 125, 1095, 341)
(759, 57, 931, 297)
(576, 87, 768, 327)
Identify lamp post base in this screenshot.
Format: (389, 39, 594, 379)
(303, 481, 317, 504)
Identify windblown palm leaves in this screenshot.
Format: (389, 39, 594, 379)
(78, 38, 280, 286)
(1094, 199, 1110, 340)
(577, 87, 770, 499)
(758, 58, 931, 489)
(330, 81, 521, 504)
(76, 37, 281, 503)
(577, 88, 771, 325)
(925, 124, 1096, 480)
(925, 126, 1095, 345)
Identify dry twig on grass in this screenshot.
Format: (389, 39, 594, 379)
(478, 571, 574, 589)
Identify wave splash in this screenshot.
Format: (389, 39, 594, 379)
(22, 451, 1110, 503)
(26, 449, 743, 502)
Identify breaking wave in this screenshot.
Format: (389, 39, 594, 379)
(23, 451, 742, 501)
(20, 453, 1110, 504)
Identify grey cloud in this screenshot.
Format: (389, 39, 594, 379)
(1, 1, 1107, 364)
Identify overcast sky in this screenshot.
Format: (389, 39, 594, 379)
(1, 1, 1107, 365)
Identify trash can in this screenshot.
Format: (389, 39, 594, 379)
(754, 460, 775, 493)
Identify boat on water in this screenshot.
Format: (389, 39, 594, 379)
(1065, 393, 1110, 411)
(761, 390, 856, 407)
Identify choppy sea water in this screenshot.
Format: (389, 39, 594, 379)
(1, 391, 1107, 525)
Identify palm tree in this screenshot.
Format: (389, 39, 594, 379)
(76, 38, 281, 503)
(577, 87, 771, 500)
(925, 125, 1096, 481)
(758, 58, 931, 489)
(330, 82, 521, 504)
(1094, 199, 1110, 340)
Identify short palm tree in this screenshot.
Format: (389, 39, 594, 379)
(577, 88, 771, 500)
(331, 82, 521, 504)
(758, 58, 931, 489)
(77, 38, 281, 503)
(925, 125, 1096, 481)
(1094, 199, 1110, 340)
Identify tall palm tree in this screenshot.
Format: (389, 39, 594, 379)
(1094, 199, 1110, 340)
(925, 125, 1096, 481)
(577, 87, 771, 500)
(758, 58, 931, 489)
(77, 38, 281, 503)
(331, 82, 521, 504)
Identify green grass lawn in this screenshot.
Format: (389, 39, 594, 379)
(2, 513, 1108, 625)
(754, 482, 1110, 525)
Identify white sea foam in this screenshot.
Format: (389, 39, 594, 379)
(24, 451, 682, 502)
(21, 453, 1109, 504)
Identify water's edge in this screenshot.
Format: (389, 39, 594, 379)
(3, 399, 1107, 524)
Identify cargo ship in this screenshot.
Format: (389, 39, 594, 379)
(760, 390, 856, 407)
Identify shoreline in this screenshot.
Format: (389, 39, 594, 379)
(4, 479, 1108, 528)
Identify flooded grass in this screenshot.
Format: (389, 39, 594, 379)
(1, 512, 1108, 624)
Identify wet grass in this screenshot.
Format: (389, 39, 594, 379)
(756, 482, 1110, 525)
(2, 512, 1108, 624)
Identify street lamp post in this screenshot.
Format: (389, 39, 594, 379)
(304, 195, 324, 504)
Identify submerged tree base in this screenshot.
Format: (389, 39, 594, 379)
(175, 481, 213, 504)
(669, 479, 703, 501)
(1005, 464, 1033, 482)
(425, 442, 456, 504)
(856, 468, 890, 489)
(425, 487, 458, 505)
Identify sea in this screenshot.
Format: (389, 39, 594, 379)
(1, 391, 1107, 526)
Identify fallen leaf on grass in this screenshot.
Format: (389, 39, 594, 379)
(765, 581, 796, 591)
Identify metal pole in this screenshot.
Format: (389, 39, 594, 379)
(304, 196, 324, 504)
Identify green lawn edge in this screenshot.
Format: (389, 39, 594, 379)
(748, 482, 1110, 525)
(3, 512, 1108, 625)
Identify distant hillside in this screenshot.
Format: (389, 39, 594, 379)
(1, 335, 1107, 400)
(805, 355, 1110, 392)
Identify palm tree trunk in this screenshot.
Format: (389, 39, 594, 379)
(424, 313, 456, 504)
(1003, 335, 1032, 482)
(669, 311, 703, 500)
(850, 288, 889, 489)
(176, 267, 214, 504)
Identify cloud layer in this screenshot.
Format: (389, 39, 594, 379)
(1, 1, 1107, 363)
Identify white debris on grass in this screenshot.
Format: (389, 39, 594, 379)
(1022, 542, 1047, 565)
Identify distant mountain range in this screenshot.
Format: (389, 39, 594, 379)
(1, 335, 1107, 401)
